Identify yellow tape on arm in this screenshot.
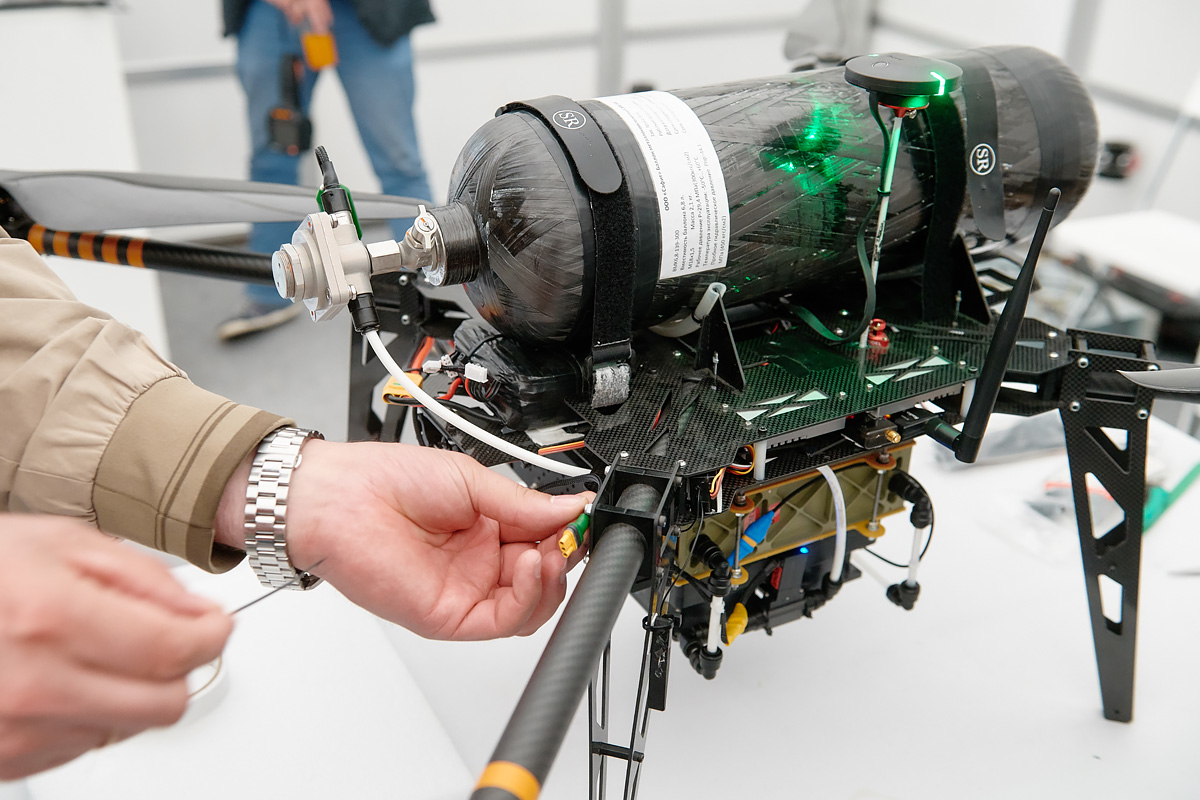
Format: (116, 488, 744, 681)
(474, 761, 541, 800)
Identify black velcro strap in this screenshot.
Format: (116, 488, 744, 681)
(498, 96, 638, 407)
(497, 96, 623, 195)
(957, 57, 1007, 241)
(919, 94, 968, 321)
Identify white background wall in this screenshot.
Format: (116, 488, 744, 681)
(103, 0, 1200, 227)
(114, 0, 801, 208)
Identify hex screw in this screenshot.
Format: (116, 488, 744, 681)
(399, 314, 411, 325)
(1137, 409, 1150, 420)
(1069, 401, 1081, 412)
(1078, 357, 1089, 368)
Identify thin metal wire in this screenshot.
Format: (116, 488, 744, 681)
(231, 558, 327, 615)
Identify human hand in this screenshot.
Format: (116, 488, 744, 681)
(264, 0, 333, 34)
(217, 441, 591, 640)
(0, 516, 232, 779)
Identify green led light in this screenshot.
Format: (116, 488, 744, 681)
(930, 71, 947, 96)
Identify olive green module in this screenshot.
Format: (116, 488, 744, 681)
(676, 447, 913, 576)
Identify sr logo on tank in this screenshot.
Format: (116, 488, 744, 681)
(970, 143, 997, 175)
(551, 110, 586, 130)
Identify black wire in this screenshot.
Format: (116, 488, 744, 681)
(400, 399, 500, 429)
(769, 476, 824, 513)
(462, 333, 504, 365)
(656, 563, 683, 616)
(786, 99, 889, 344)
(671, 486, 714, 605)
(731, 555, 784, 609)
(861, 504, 936, 568)
(676, 569, 713, 601)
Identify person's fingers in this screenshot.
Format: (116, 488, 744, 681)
(445, 548, 542, 640)
(58, 581, 232, 681)
(282, 4, 305, 26)
(59, 587, 231, 681)
(517, 546, 571, 636)
(0, 720, 116, 781)
(0, 652, 188, 729)
(496, 542, 537, 587)
(462, 465, 590, 543)
(302, 0, 333, 33)
(68, 540, 219, 617)
(11, 567, 231, 683)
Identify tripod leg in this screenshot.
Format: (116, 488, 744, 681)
(1059, 331, 1156, 721)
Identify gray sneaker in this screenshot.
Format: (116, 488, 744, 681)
(216, 301, 303, 341)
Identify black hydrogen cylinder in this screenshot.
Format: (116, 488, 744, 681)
(431, 46, 1097, 344)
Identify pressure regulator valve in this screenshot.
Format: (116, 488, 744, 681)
(272, 210, 372, 322)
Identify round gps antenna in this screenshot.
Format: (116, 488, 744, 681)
(844, 53, 963, 109)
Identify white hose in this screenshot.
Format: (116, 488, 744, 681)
(364, 330, 589, 478)
(705, 595, 724, 653)
(906, 525, 928, 587)
(648, 282, 726, 337)
(817, 465, 847, 583)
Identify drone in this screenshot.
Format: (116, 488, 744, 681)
(3, 44, 1194, 800)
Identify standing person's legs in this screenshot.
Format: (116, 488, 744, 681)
(332, 0, 433, 241)
(224, 0, 319, 336)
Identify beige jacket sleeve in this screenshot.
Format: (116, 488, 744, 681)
(0, 230, 289, 571)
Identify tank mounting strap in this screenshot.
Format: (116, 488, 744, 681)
(956, 55, 1006, 241)
(498, 96, 623, 195)
(500, 95, 638, 408)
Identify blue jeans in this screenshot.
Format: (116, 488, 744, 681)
(237, 0, 433, 306)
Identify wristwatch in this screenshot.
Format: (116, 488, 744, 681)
(243, 426, 325, 590)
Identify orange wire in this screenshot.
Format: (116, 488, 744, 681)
(537, 440, 586, 455)
(410, 337, 434, 370)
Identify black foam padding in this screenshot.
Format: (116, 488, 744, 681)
(475, 502, 650, 793)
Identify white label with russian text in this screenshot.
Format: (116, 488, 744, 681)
(595, 91, 729, 280)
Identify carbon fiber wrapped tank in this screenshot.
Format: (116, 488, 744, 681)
(434, 45, 1097, 344)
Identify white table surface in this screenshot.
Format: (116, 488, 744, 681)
(1051, 209, 1200, 296)
(21, 568, 474, 800)
(13, 416, 1200, 800)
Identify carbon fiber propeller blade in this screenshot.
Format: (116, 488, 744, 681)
(1119, 366, 1200, 398)
(0, 170, 427, 230)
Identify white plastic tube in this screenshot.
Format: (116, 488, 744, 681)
(705, 595, 724, 653)
(816, 465, 847, 583)
(365, 330, 589, 478)
(648, 282, 726, 338)
(906, 525, 928, 587)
